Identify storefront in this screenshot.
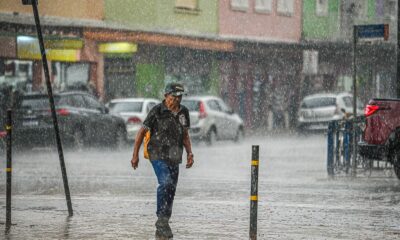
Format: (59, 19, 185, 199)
(17, 35, 90, 92)
(0, 20, 96, 93)
(98, 42, 137, 101)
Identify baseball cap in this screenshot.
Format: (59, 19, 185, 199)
(164, 83, 186, 96)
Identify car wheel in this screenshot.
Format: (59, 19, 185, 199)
(234, 128, 244, 143)
(114, 128, 126, 149)
(73, 130, 85, 151)
(206, 128, 217, 146)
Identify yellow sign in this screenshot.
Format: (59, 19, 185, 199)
(17, 36, 80, 62)
(44, 39, 83, 49)
(98, 42, 137, 54)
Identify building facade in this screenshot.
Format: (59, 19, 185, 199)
(218, 0, 303, 129)
(302, 0, 397, 106)
(2, 0, 397, 132)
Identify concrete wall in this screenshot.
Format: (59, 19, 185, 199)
(104, 0, 218, 35)
(219, 0, 302, 42)
(0, 0, 104, 20)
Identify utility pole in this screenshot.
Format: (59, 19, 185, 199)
(398, 0, 400, 97)
(22, 0, 73, 216)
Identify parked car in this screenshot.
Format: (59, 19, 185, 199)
(181, 96, 244, 145)
(106, 98, 161, 141)
(297, 92, 363, 132)
(13, 91, 127, 150)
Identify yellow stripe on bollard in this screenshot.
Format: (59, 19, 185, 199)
(5, 125, 11, 130)
(6, 168, 12, 172)
(251, 160, 259, 166)
(250, 195, 258, 201)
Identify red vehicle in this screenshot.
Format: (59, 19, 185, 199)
(0, 130, 5, 155)
(358, 98, 400, 179)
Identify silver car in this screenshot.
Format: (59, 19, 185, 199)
(181, 96, 244, 145)
(107, 98, 160, 141)
(297, 92, 363, 131)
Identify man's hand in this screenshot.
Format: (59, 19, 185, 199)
(131, 155, 139, 170)
(186, 153, 194, 168)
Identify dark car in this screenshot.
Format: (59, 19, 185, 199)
(13, 91, 126, 150)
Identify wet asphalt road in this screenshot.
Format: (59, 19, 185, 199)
(0, 134, 399, 239)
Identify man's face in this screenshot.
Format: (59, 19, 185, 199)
(165, 93, 182, 107)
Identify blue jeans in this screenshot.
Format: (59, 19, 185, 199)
(151, 160, 179, 219)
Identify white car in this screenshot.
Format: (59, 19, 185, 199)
(107, 98, 161, 141)
(297, 92, 363, 131)
(181, 96, 244, 145)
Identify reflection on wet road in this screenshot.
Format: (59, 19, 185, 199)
(0, 134, 399, 239)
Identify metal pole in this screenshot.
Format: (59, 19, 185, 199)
(398, 0, 400, 97)
(352, 26, 358, 177)
(250, 145, 259, 240)
(26, 0, 73, 216)
(335, 122, 340, 170)
(344, 121, 351, 174)
(5, 109, 12, 231)
(327, 121, 334, 176)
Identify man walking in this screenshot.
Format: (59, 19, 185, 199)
(131, 82, 194, 239)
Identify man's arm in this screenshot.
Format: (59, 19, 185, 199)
(183, 129, 194, 168)
(131, 127, 147, 170)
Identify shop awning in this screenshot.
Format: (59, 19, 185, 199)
(85, 31, 235, 52)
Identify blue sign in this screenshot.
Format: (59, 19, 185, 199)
(357, 24, 389, 40)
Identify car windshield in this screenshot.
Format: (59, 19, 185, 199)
(181, 100, 199, 111)
(108, 102, 143, 113)
(343, 96, 364, 109)
(20, 96, 60, 110)
(301, 97, 336, 109)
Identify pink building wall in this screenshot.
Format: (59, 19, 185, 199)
(219, 0, 302, 42)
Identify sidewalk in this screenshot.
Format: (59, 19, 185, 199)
(0, 194, 250, 240)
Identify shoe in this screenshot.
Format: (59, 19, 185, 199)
(155, 218, 173, 239)
(155, 230, 172, 239)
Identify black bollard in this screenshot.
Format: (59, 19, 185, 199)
(344, 121, 351, 174)
(250, 145, 259, 240)
(5, 109, 12, 231)
(327, 121, 334, 176)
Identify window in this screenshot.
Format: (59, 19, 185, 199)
(20, 96, 56, 110)
(217, 99, 230, 113)
(357, 0, 368, 20)
(175, 0, 198, 10)
(255, 0, 272, 13)
(316, 0, 329, 16)
(343, 97, 353, 108)
(146, 102, 157, 113)
(83, 95, 102, 111)
(58, 96, 74, 107)
(301, 97, 336, 109)
(207, 100, 222, 112)
(109, 102, 143, 114)
(70, 95, 86, 108)
(342, 96, 364, 109)
(231, 0, 249, 11)
(181, 100, 200, 111)
(302, 50, 318, 75)
(277, 0, 294, 15)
